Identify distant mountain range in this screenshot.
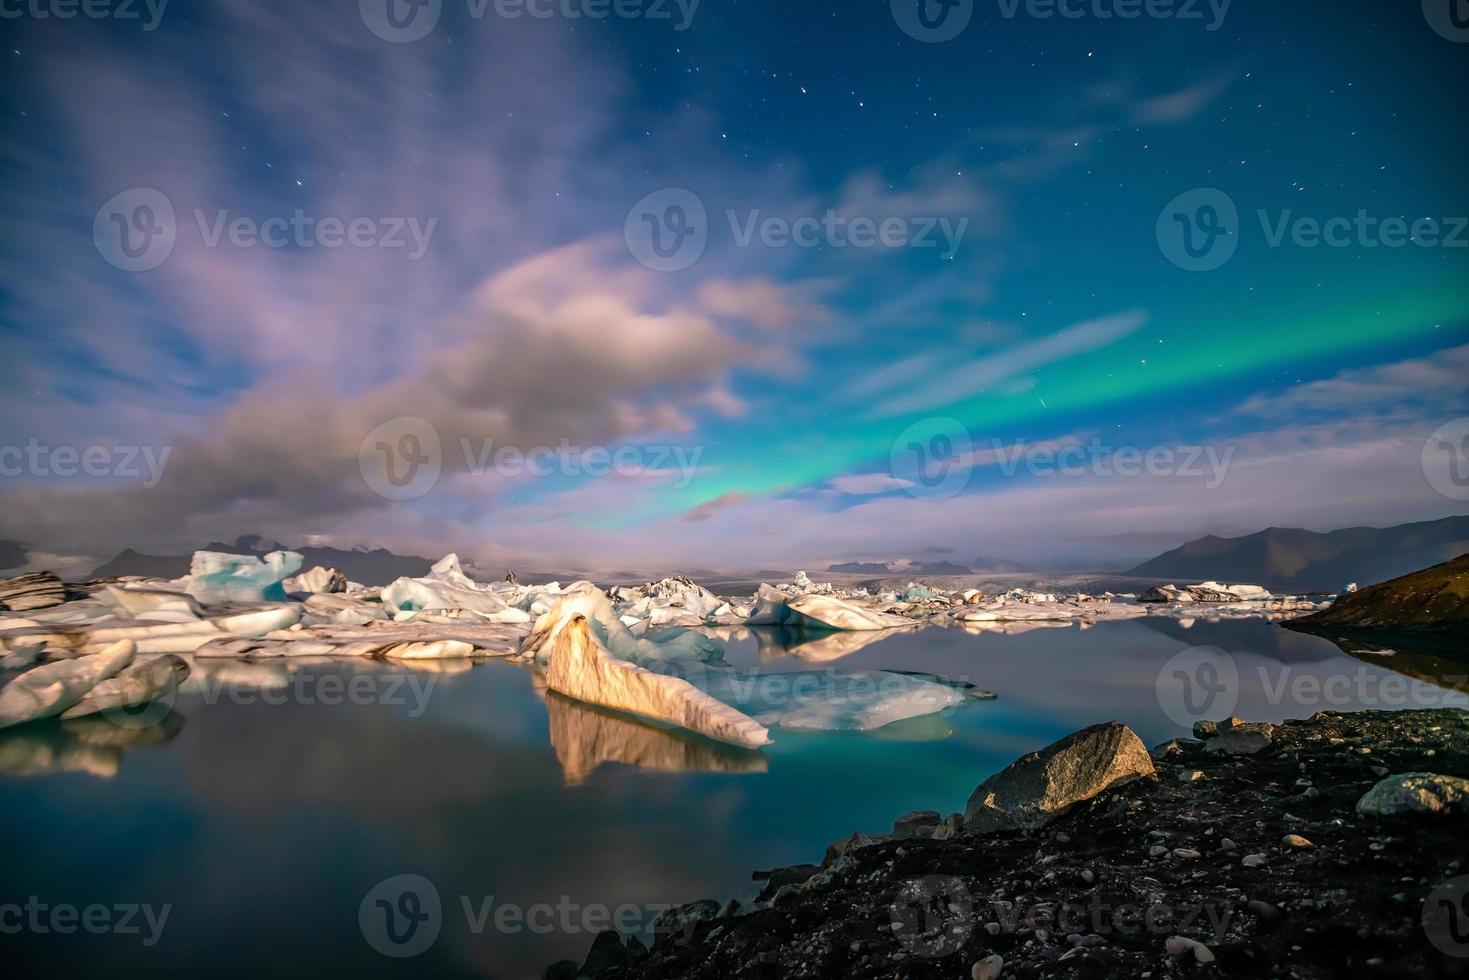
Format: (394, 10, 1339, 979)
(90, 535, 434, 586)
(1127, 517, 1469, 592)
(827, 557, 1028, 575)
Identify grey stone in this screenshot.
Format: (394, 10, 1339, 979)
(964, 722, 1156, 834)
(1356, 772, 1469, 818)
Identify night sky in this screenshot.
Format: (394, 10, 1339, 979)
(1, 0, 1467, 572)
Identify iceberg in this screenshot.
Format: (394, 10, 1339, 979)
(381, 554, 532, 624)
(521, 583, 723, 666)
(283, 566, 347, 595)
(1140, 582, 1273, 603)
(185, 550, 304, 603)
(664, 663, 982, 733)
(77, 605, 302, 654)
(0, 640, 137, 729)
(539, 608, 772, 749)
(59, 654, 189, 720)
(746, 584, 915, 631)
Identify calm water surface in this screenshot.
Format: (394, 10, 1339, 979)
(2, 617, 1464, 977)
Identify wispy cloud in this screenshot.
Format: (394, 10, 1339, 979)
(865, 311, 1150, 417)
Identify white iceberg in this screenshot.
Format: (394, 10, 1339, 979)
(539, 608, 772, 749)
(185, 550, 303, 604)
(78, 605, 302, 654)
(681, 666, 972, 732)
(59, 654, 189, 720)
(381, 554, 532, 624)
(284, 566, 347, 595)
(521, 583, 722, 666)
(0, 640, 137, 728)
(746, 584, 915, 631)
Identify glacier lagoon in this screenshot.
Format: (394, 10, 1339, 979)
(2, 617, 1465, 978)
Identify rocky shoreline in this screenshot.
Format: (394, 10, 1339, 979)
(552, 708, 1469, 979)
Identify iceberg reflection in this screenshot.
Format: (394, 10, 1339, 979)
(544, 692, 768, 785)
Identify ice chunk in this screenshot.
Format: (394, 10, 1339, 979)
(59, 654, 189, 720)
(78, 605, 302, 654)
(540, 608, 771, 749)
(283, 566, 347, 595)
(101, 585, 202, 623)
(381, 557, 532, 624)
(673, 665, 972, 733)
(901, 582, 939, 602)
(0, 640, 136, 728)
(746, 584, 915, 631)
(521, 584, 723, 666)
(186, 550, 303, 603)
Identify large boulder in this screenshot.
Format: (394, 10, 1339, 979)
(964, 722, 1156, 833)
(1356, 772, 1469, 817)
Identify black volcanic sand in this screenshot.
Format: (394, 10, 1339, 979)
(563, 709, 1469, 980)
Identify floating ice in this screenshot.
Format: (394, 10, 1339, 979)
(678, 666, 974, 733)
(59, 654, 189, 720)
(746, 584, 914, 631)
(539, 608, 772, 749)
(0, 640, 136, 728)
(381, 554, 532, 624)
(186, 550, 303, 603)
(284, 566, 346, 595)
